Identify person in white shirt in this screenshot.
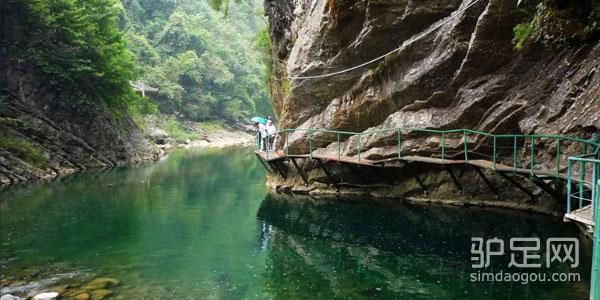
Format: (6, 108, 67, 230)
(253, 122, 268, 151)
(265, 120, 278, 150)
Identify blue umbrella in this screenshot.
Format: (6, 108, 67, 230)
(251, 117, 266, 124)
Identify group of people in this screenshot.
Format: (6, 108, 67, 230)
(253, 116, 278, 151)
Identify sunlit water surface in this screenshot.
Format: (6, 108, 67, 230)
(0, 147, 592, 299)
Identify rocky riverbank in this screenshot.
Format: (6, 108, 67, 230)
(142, 114, 254, 156)
(1, 269, 121, 300)
(0, 110, 253, 186)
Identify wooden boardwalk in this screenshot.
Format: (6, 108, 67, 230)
(256, 150, 596, 233)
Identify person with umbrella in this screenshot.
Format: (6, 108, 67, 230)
(252, 117, 268, 151)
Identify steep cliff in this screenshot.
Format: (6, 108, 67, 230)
(266, 0, 598, 137)
(264, 0, 600, 208)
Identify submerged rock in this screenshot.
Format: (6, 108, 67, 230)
(32, 292, 59, 300)
(82, 278, 120, 290)
(73, 292, 91, 300)
(89, 289, 112, 300)
(0, 294, 22, 300)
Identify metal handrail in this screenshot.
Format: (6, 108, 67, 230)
(259, 128, 600, 175)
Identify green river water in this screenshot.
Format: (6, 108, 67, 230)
(0, 147, 593, 299)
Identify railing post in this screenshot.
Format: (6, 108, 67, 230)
(492, 136, 497, 171)
(513, 136, 518, 172)
(463, 130, 468, 162)
(337, 132, 341, 160)
(567, 159, 572, 214)
(397, 129, 401, 159)
(357, 134, 362, 162)
(266, 133, 269, 160)
(309, 130, 313, 158)
(592, 162, 597, 220)
(593, 163, 600, 300)
(285, 131, 289, 156)
(556, 137, 561, 177)
(530, 138, 535, 175)
(441, 133, 446, 162)
(255, 132, 259, 151)
(580, 144, 586, 208)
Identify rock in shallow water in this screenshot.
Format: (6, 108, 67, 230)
(32, 292, 59, 300)
(0, 294, 22, 300)
(89, 289, 112, 300)
(73, 292, 91, 300)
(82, 278, 120, 290)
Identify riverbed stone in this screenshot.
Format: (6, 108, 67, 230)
(32, 292, 59, 300)
(89, 289, 112, 300)
(0, 294, 21, 300)
(82, 278, 119, 290)
(73, 292, 90, 300)
(62, 288, 88, 297)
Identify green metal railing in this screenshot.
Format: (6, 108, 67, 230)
(567, 156, 600, 300)
(259, 128, 600, 179)
(593, 172, 600, 300)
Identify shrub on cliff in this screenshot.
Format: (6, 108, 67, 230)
(514, 0, 600, 49)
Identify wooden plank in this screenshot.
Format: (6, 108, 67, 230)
(564, 205, 595, 227)
(400, 156, 464, 165)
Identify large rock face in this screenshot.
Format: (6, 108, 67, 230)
(0, 84, 159, 184)
(265, 0, 599, 145)
(264, 0, 600, 210)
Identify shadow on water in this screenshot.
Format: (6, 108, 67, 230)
(256, 193, 592, 299)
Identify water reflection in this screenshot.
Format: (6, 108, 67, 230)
(257, 193, 592, 299)
(0, 147, 593, 299)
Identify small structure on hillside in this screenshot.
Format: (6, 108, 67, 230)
(130, 81, 158, 97)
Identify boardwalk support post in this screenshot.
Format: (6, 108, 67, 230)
(498, 171, 535, 200)
(315, 158, 339, 191)
(472, 166, 499, 198)
(413, 172, 426, 192)
(347, 164, 370, 184)
(290, 157, 309, 186)
(270, 161, 287, 180)
(255, 153, 274, 173)
(445, 166, 463, 192)
(529, 175, 562, 201)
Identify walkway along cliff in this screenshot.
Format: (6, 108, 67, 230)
(261, 0, 599, 296)
(262, 0, 600, 206)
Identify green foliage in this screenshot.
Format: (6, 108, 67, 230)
(513, 0, 600, 50)
(0, 135, 48, 168)
(13, 0, 156, 114)
(159, 119, 197, 143)
(23, 0, 129, 100)
(201, 120, 226, 131)
(513, 22, 534, 50)
(120, 0, 272, 122)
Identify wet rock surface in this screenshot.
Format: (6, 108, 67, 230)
(266, 0, 599, 152)
(0, 269, 120, 300)
(265, 0, 600, 202)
